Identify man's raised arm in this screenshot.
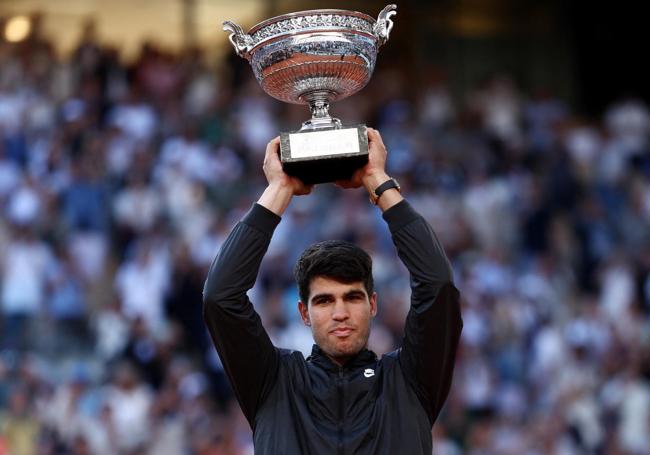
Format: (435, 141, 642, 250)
(202, 137, 313, 426)
(384, 198, 462, 425)
(340, 128, 463, 425)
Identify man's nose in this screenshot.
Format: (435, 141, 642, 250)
(332, 300, 349, 321)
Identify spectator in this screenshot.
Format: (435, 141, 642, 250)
(0, 386, 39, 455)
(1, 224, 54, 351)
(102, 361, 153, 452)
(114, 239, 170, 332)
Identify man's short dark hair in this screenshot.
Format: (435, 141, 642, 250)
(294, 240, 374, 303)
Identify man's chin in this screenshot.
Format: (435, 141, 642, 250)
(326, 341, 362, 360)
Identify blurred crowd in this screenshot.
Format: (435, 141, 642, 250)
(1, 16, 649, 455)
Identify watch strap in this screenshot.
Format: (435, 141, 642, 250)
(370, 177, 400, 205)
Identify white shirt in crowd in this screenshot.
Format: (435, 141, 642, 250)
(1, 237, 54, 315)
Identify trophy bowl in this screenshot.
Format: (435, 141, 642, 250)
(224, 5, 397, 183)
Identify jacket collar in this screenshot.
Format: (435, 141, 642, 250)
(306, 344, 377, 373)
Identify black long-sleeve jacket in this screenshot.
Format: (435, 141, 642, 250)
(203, 200, 462, 454)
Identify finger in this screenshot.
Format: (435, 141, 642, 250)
(290, 175, 309, 189)
(367, 128, 385, 147)
(265, 136, 281, 156)
(264, 138, 282, 167)
(334, 180, 353, 189)
(296, 184, 314, 195)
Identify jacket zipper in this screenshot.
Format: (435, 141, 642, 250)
(337, 367, 345, 455)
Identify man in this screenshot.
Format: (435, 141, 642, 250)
(203, 128, 463, 454)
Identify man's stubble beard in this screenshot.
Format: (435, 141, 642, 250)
(312, 323, 371, 363)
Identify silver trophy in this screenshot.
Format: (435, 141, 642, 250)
(223, 5, 397, 184)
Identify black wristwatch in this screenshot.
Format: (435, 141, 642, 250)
(369, 177, 401, 205)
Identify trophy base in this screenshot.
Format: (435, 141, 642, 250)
(279, 125, 368, 184)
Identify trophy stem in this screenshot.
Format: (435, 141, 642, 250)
(300, 90, 342, 131)
(310, 99, 330, 119)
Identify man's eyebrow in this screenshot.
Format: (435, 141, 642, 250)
(343, 289, 367, 298)
(310, 293, 334, 302)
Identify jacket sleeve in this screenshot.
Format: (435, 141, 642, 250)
(202, 203, 281, 427)
(383, 200, 463, 424)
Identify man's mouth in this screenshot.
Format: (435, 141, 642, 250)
(330, 327, 353, 337)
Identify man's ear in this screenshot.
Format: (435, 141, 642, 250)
(370, 292, 378, 318)
(298, 301, 311, 326)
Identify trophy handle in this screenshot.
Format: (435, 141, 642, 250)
(373, 4, 397, 47)
(223, 21, 254, 59)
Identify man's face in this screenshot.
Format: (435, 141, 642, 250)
(298, 276, 377, 366)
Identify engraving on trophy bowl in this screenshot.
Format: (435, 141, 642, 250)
(223, 5, 396, 183)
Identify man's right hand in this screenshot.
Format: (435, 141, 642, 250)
(258, 137, 313, 216)
(262, 137, 312, 196)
